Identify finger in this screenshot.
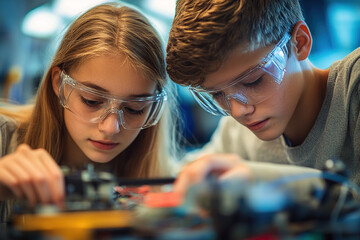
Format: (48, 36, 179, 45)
(173, 157, 213, 195)
(15, 146, 53, 205)
(174, 154, 246, 195)
(0, 166, 24, 199)
(3, 158, 38, 206)
(173, 171, 192, 196)
(14, 145, 64, 207)
(205, 154, 242, 169)
(205, 154, 251, 179)
(219, 164, 252, 181)
(36, 149, 64, 206)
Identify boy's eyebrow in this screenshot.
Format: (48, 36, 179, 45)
(81, 81, 154, 98)
(229, 62, 260, 82)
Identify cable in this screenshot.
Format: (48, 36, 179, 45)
(265, 171, 360, 195)
(330, 185, 349, 240)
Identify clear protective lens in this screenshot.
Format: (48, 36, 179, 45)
(190, 33, 291, 116)
(59, 71, 166, 129)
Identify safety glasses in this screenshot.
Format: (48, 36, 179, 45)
(58, 71, 167, 129)
(189, 33, 291, 116)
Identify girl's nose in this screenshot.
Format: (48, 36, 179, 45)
(98, 112, 121, 135)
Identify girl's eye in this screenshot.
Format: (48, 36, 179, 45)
(243, 77, 263, 87)
(124, 107, 145, 115)
(81, 96, 104, 108)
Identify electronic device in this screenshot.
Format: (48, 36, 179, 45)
(4, 160, 360, 240)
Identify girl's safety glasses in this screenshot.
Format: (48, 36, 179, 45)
(58, 71, 167, 130)
(189, 33, 291, 116)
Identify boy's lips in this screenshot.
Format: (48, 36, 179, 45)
(245, 118, 269, 131)
(89, 139, 119, 150)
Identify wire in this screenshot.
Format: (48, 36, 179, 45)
(265, 171, 360, 195)
(116, 177, 176, 186)
(330, 185, 349, 240)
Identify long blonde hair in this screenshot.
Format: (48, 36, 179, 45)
(9, 3, 178, 178)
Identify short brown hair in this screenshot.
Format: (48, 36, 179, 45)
(166, 0, 304, 86)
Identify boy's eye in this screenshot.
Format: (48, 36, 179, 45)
(243, 76, 263, 87)
(211, 91, 225, 100)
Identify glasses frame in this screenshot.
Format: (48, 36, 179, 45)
(58, 71, 167, 129)
(189, 33, 291, 116)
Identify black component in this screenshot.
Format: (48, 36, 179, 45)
(116, 177, 175, 186)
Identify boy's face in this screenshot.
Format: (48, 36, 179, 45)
(202, 42, 303, 141)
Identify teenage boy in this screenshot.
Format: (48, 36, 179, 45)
(166, 0, 360, 194)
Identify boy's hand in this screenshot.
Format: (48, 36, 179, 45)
(174, 153, 251, 196)
(0, 144, 64, 207)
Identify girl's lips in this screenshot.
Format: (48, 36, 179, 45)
(89, 139, 119, 150)
(246, 118, 269, 131)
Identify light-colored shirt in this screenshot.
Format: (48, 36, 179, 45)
(0, 114, 18, 224)
(182, 48, 360, 203)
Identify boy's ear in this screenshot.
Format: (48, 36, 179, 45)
(51, 67, 61, 97)
(291, 21, 312, 61)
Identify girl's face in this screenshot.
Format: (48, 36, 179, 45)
(54, 55, 157, 166)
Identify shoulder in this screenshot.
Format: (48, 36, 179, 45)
(344, 48, 360, 84)
(0, 114, 17, 133)
(327, 48, 360, 113)
(0, 114, 18, 157)
(0, 114, 17, 132)
(330, 48, 360, 87)
(337, 47, 360, 69)
(328, 49, 360, 144)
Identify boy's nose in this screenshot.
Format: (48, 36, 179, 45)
(228, 98, 255, 118)
(98, 111, 121, 135)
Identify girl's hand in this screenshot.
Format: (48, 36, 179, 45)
(174, 153, 251, 196)
(0, 144, 64, 207)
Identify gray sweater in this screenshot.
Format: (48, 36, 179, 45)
(0, 114, 18, 224)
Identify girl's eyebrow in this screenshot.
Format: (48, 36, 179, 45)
(81, 81, 155, 98)
(82, 81, 108, 92)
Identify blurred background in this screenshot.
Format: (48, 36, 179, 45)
(0, 0, 359, 152)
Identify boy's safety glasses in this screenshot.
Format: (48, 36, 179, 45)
(189, 33, 291, 116)
(58, 71, 167, 130)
